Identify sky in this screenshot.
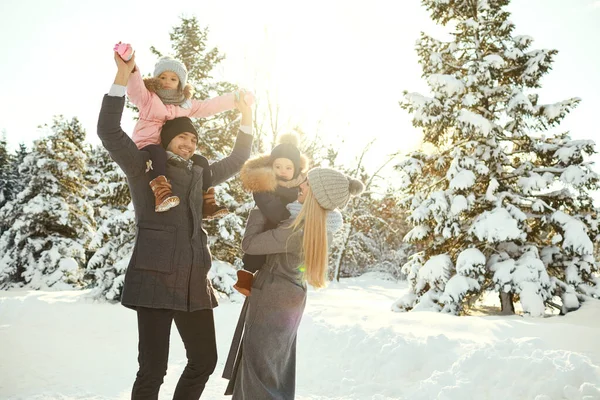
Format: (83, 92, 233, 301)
(1, 0, 599, 187)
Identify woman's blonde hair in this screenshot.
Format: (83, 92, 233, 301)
(291, 188, 329, 288)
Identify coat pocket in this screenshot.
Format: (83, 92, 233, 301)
(133, 222, 177, 273)
(244, 272, 269, 330)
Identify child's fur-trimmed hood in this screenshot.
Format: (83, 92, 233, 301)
(240, 154, 309, 193)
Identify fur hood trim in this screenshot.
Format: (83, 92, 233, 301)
(240, 154, 309, 193)
(143, 77, 194, 100)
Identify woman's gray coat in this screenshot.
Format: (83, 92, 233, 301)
(223, 208, 323, 399)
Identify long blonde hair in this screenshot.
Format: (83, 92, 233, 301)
(291, 188, 329, 288)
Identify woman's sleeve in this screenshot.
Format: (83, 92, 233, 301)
(241, 209, 300, 255)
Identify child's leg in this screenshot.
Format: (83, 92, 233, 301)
(142, 145, 179, 212)
(142, 144, 167, 180)
(242, 254, 267, 274)
(192, 154, 229, 220)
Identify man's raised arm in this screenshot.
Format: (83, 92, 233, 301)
(97, 51, 146, 178)
(210, 93, 254, 186)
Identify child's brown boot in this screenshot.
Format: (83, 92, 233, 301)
(233, 270, 254, 296)
(149, 175, 180, 212)
(202, 187, 230, 220)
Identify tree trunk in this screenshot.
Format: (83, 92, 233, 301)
(333, 223, 352, 282)
(499, 292, 515, 315)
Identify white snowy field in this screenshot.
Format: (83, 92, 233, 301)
(1, 273, 599, 400)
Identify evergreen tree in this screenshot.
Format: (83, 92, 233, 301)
(0, 117, 95, 288)
(394, 0, 599, 316)
(10, 143, 29, 199)
(85, 145, 131, 222)
(87, 208, 136, 301)
(0, 134, 13, 208)
(84, 145, 134, 300)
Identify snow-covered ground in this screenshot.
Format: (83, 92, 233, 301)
(1, 273, 599, 400)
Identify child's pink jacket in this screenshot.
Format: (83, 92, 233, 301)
(127, 69, 236, 149)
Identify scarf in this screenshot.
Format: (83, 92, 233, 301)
(166, 151, 194, 170)
(156, 88, 187, 106)
(286, 201, 344, 234)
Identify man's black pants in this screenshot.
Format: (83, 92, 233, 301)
(131, 307, 217, 400)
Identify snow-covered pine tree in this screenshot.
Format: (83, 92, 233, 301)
(0, 117, 95, 289)
(9, 144, 29, 201)
(394, 0, 599, 316)
(86, 145, 131, 222)
(85, 145, 134, 300)
(0, 134, 14, 209)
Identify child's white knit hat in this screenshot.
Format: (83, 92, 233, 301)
(153, 56, 188, 89)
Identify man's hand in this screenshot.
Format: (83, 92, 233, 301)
(113, 49, 136, 86)
(235, 89, 253, 127)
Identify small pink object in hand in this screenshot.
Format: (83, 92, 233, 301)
(114, 43, 133, 61)
(236, 90, 255, 107)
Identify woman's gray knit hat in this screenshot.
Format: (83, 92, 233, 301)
(307, 167, 365, 210)
(154, 56, 188, 89)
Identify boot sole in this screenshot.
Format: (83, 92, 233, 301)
(233, 284, 251, 297)
(156, 196, 180, 212)
(203, 209, 230, 220)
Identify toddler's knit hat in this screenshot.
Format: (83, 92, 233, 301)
(270, 133, 302, 178)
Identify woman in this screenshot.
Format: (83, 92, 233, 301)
(223, 167, 365, 399)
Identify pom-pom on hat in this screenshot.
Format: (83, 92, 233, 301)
(307, 167, 365, 210)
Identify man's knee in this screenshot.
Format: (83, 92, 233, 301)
(137, 362, 169, 381)
(188, 347, 217, 376)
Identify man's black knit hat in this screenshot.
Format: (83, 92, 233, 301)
(161, 117, 198, 149)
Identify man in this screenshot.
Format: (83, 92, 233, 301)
(97, 51, 253, 399)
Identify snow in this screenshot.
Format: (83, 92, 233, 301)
(404, 224, 430, 242)
(417, 254, 453, 290)
(560, 165, 589, 186)
(426, 74, 465, 97)
(483, 54, 505, 68)
(2, 274, 600, 400)
(455, 248, 485, 276)
(449, 169, 476, 190)
(518, 172, 549, 194)
(554, 140, 595, 164)
(457, 109, 494, 136)
(450, 194, 468, 215)
(552, 211, 594, 256)
(469, 207, 523, 243)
